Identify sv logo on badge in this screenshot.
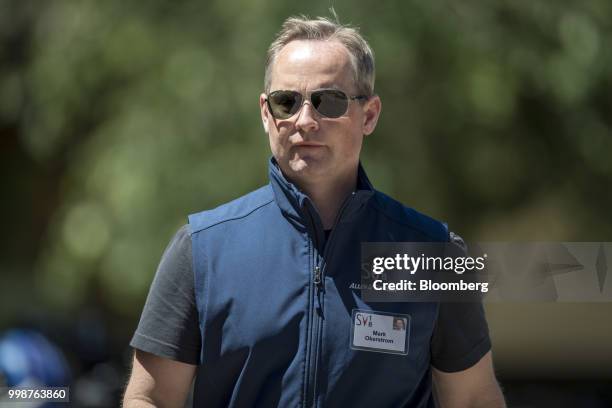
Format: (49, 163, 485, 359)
(355, 313, 373, 327)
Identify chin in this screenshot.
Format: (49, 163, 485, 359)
(288, 158, 326, 178)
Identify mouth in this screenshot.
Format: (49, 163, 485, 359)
(294, 142, 324, 148)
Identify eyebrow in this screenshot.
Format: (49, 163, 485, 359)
(317, 83, 340, 90)
(271, 80, 345, 91)
(315, 84, 342, 91)
(271, 84, 346, 93)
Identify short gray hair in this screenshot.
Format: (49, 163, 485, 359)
(264, 14, 375, 97)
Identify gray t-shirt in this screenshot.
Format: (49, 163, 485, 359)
(130, 225, 491, 372)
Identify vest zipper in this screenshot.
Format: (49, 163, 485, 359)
(306, 193, 356, 407)
(304, 202, 322, 408)
(313, 266, 322, 286)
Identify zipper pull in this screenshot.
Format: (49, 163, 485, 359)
(313, 266, 322, 286)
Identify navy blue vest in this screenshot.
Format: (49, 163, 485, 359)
(188, 159, 449, 407)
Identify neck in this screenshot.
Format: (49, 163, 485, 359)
(294, 171, 358, 230)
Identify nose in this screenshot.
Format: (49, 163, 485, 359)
(294, 101, 319, 133)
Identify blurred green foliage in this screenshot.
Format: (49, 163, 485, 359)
(1, 0, 611, 322)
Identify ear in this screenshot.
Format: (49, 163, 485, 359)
(362, 95, 382, 136)
(260, 93, 270, 133)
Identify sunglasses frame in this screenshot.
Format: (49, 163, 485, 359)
(265, 88, 369, 120)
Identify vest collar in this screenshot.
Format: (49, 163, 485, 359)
(268, 157, 375, 231)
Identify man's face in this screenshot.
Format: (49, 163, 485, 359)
(260, 40, 381, 186)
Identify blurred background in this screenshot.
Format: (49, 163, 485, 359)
(1, 0, 611, 406)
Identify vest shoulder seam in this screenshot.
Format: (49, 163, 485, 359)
(189, 198, 275, 234)
(370, 191, 449, 241)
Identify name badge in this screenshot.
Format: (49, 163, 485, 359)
(350, 309, 410, 355)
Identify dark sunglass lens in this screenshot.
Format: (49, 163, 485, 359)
(269, 91, 301, 119)
(312, 90, 348, 118)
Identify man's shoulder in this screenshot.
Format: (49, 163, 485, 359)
(188, 185, 274, 234)
(370, 190, 449, 242)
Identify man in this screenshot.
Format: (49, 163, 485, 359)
(394, 317, 407, 331)
(124, 15, 506, 407)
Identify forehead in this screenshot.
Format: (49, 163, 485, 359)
(269, 39, 356, 92)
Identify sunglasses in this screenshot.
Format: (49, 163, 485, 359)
(265, 89, 369, 120)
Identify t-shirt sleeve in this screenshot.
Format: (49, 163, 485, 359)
(129, 224, 201, 365)
(430, 232, 492, 372)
